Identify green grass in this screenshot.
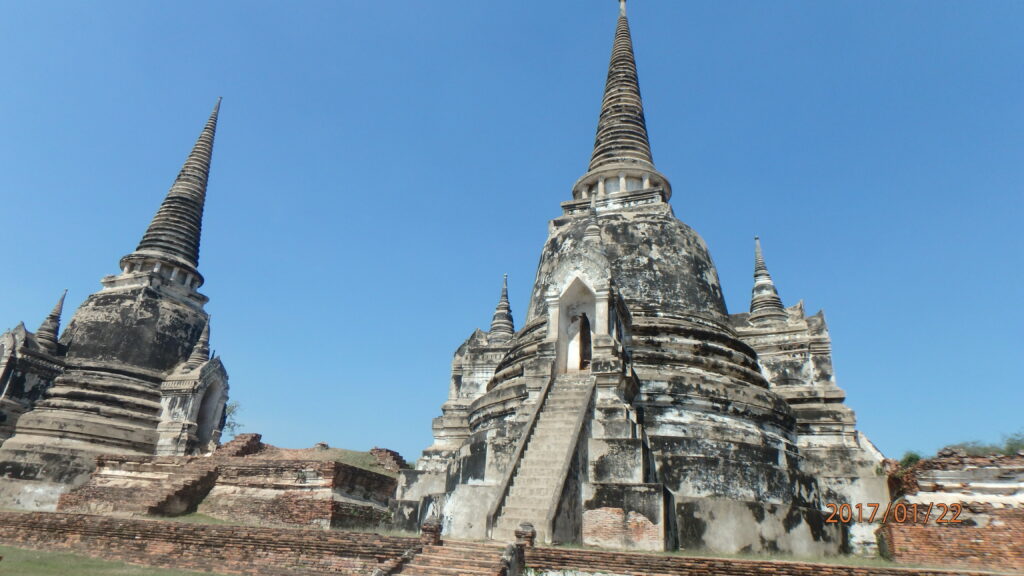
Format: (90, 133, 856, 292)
(320, 447, 398, 477)
(259, 446, 398, 477)
(0, 545, 229, 575)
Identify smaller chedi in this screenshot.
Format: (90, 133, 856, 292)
(0, 100, 230, 510)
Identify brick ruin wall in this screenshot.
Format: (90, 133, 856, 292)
(0, 511, 419, 576)
(199, 459, 394, 529)
(879, 506, 1024, 574)
(524, 546, 1004, 576)
(197, 460, 339, 528)
(888, 451, 1024, 498)
(370, 447, 408, 472)
(880, 451, 1024, 573)
(57, 433, 398, 530)
(0, 510, 1008, 576)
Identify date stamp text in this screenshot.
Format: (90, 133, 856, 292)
(824, 502, 963, 524)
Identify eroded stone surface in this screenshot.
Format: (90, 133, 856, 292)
(58, 434, 398, 529)
(394, 3, 874, 557)
(0, 102, 230, 508)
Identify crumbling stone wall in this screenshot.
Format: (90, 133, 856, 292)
(0, 511, 418, 575)
(370, 447, 407, 472)
(60, 435, 398, 530)
(198, 459, 394, 529)
(198, 461, 340, 528)
(880, 450, 1024, 573)
(891, 450, 1024, 498)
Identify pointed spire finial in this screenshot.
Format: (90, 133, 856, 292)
(588, 1, 653, 172)
(572, 0, 672, 202)
(124, 99, 221, 276)
(185, 320, 211, 369)
(749, 237, 787, 324)
(35, 290, 67, 354)
(489, 275, 515, 343)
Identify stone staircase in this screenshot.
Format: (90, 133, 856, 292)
(58, 458, 218, 516)
(137, 464, 218, 515)
(58, 434, 261, 516)
(491, 373, 593, 542)
(396, 540, 506, 576)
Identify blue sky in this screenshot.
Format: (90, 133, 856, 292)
(1, 1, 1021, 462)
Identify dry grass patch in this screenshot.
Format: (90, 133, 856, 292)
(0, 545, 229, 575)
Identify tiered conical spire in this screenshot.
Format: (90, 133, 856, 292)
(132, 98, 221, 270)
(749, 237, 788, 324)
(35, 290, 67, 354)
(489, 275, 515, 342)
(185, 321, 211, 369)
(588, 0, 654, 172)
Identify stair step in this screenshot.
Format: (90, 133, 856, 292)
(522, 450, 563, 461)
(399, 543, 507, 576)
(518, 455, 563, 466)
(508, 486, 556, 500)
(431, 542, 505, 554)
(499, 505, 549, 519)
(518, 456, 563, 467)
(512, 477, 558, 488)
(397, 561, 493, 569)
(405, 553, 501, 570)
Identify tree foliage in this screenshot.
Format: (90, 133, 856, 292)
(899, 451, 921, 468)
(223, 400, 242, 436)
(941, 430, 1024, 457)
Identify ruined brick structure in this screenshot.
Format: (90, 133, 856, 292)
(0, 510, 1002, 576)
(371, 447, 409, 473)
(879, 449, 1024, 572)
(0, 511, 420, 575)
(0, 100, 230, 510)
(57, 434, 396, 530)
(395, 0, 887, 556)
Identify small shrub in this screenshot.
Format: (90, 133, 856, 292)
(899, 451, 921, 468)
(1002, 431, 1024, 455)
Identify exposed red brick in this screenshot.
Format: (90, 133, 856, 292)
(583, 507, 663, 551)
(879, 507, 1024, 573)
(525, 546, 1004, 576)
(370, 447, 407, 472)
(0, 511, 418, 576)
(58, 445, 396, 530)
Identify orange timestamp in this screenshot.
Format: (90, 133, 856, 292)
(824, 502, 964, 524)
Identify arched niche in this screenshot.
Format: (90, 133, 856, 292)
(193, 379, 227, 453)
(557, 278, 597, 374)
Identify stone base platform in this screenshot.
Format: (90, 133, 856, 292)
(56, 433, 398, 530)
